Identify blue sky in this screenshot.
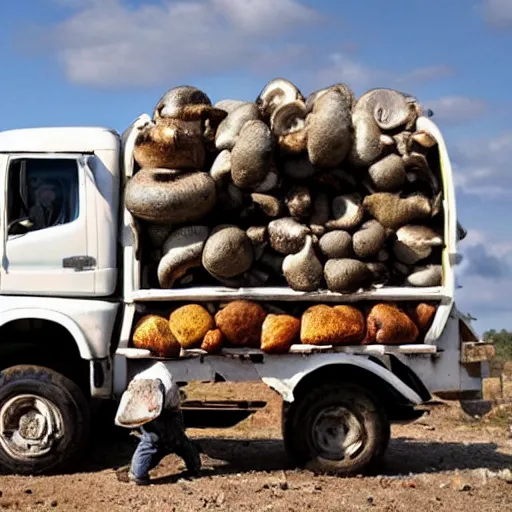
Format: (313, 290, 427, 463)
(1, 0, 511, 335)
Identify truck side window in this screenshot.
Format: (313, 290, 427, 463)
(7, 158, 80, 236)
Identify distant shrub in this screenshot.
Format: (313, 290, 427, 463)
(484, 329, 512, 361)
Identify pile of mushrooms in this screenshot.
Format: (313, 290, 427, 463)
(125, 79, 455, 293)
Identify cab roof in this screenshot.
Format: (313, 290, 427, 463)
(0, 126, 120, 154)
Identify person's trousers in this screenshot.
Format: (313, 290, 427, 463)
(130, 428, 168, 480)
(130, 411, 201, 480)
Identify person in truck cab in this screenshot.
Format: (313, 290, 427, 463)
(115, 362, 201, 485)
(28, 177, 66, 230)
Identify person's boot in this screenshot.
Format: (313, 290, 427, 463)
(127, 471, 150, 486)
(180, 439, 202, 477)
(115, 465, 150, 485)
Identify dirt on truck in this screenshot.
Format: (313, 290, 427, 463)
(0, 79, 496, 480)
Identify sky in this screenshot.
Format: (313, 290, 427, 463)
(0, 0, 511, 336)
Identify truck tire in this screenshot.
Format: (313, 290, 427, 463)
(282, 383, 390, 476)
(0, 365, 90, 475)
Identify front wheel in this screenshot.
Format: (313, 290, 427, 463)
(282, 383, 390, 476)
(0, 365, 90, 475)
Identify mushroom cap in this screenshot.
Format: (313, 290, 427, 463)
(202, 225, 254, 279)
(157, 225, 209, 288)
(268, 217, 311, 255)
(153, 85, 212, 120)
(326, 194, 364, 231)
(354, 88, 420, 131)
(215, 102, 260, 151)
(362, 193, 431, 230)
(125, 169, 217, 224)
(270, 100, 308, 136)
(352, 220, 387, 259)
(324, 258, 374, 293)
(282, 236, 323, 291)
(306, 88, 354, 168)
(319, 230, 353, 259)
(406, 265, 443, 287)
(231, 120, 273, 189)
(133, 120, 206, 170)
(368, 154, 407, 192)
(256, 78, 304, 120)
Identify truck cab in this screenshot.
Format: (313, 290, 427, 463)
(0, 118, 495, 476)
(0, 127, 123, 473)
(0, 127, 120, 296)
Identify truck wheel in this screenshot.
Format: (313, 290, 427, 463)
(282, 383, 390, 476)
(0, 365, 90, 475)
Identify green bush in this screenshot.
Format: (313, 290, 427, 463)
(484, 329, 512, 362)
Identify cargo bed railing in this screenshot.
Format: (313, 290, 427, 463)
(129, 285, 447, 303)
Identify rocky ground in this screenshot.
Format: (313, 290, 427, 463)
(0, 382, 511, 512)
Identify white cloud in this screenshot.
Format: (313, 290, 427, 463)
(451, 131, 512, 198)
(394, 66, 456, 87)
(483, 0, 512, 28)
(34, 0, 319, 87)
(315, 52, 454, 91)
(460, 229, 486, 247)
(26, 1, 455, 94)
(316, 53, 382, 89)
(458, 229, 512, 277)
(460, 243, 510, 279)
(249, 43, 309, 74)
(423, 96, 487, 125)
(211, 0, 317, 34)
(455, 274, 512, 314)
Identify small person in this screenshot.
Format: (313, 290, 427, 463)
(115, 362, 201, 485)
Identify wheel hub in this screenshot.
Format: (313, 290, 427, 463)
(311, 406, 364, 460)
(19, 410, 46, 440)
(0, 394, 64, 460)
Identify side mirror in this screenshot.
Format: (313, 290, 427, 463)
(8, 217, 34, 235)
(456, 222, 467, 242)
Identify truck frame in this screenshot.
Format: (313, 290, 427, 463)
(0, 114, 494, 476)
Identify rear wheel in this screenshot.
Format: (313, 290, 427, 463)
(0, 365, 90, 475)
(282, 383, 390, 476)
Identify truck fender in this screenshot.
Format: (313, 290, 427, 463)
(0, 308, 92, 360)
(256, 353, 423, 405)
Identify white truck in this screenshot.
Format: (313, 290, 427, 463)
(0, 113, 495, 476)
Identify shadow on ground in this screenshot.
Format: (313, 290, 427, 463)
(81, 429, 512, 479)
(196, 437, 512, 476)
(384, 437, 512, 474)
(67, 400, 512, 477)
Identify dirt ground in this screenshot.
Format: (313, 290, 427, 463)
(0, 382, 511, 512)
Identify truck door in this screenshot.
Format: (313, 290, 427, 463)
(0, 153, 94, 296)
